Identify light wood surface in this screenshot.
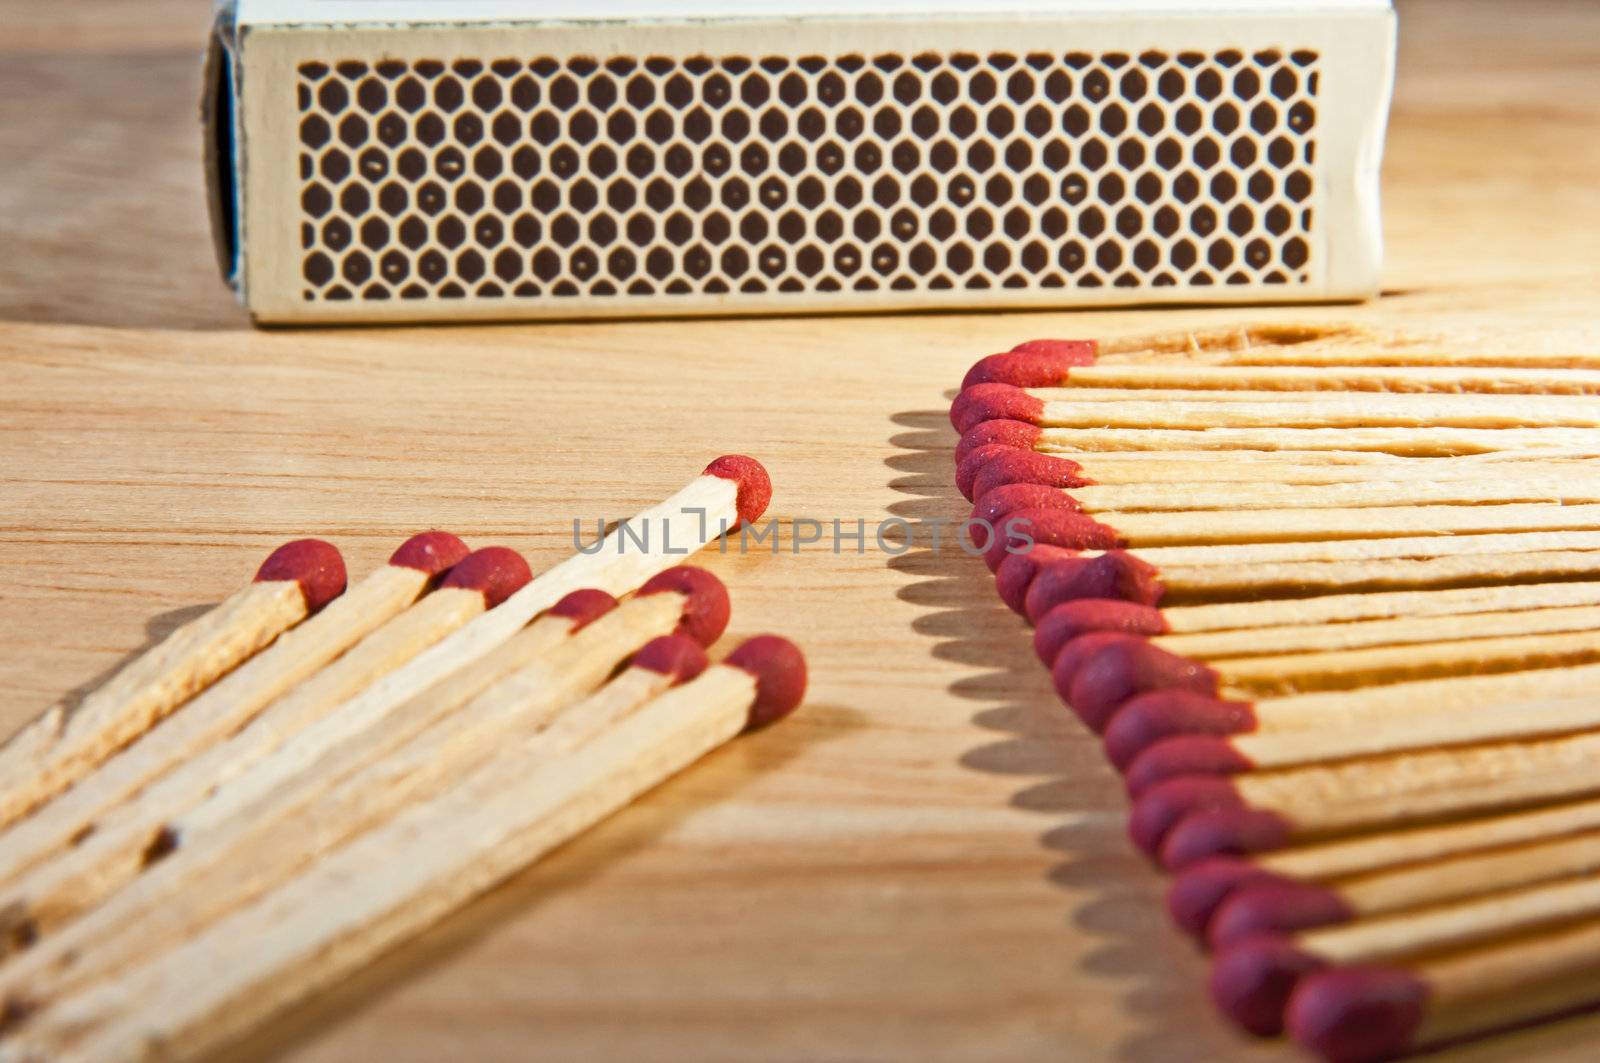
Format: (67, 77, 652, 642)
(2, 1, 1598, 1060)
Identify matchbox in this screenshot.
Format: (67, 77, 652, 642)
(205, 1, 1396, 323)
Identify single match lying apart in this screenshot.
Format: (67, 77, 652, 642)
(949, 332, 1600, 1060)
(0, 455, 808, 1061)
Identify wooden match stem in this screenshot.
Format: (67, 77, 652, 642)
(1230, 660, 1600, 764)
(0, 580, 494, 942)
(1299, 870, 1600, 967)
(1234, 728, 1600, 837)
(1333, 829, 1600, 921)
(1030, 425, 1599, 455)
(1136, 529, 1600, 567)
(0, 579, 308, 829)
(4, 665, 765, 1063)
(0, 640, 681, 1011)
(1157, 603, 1600, 659)
(1157, 549, 1600, 600)
(1161, 581, 1600, 635)
(1263, 795, 1600, 882)
(1068, 474, 1600, 512)
(1090, 503, 1600, 545)
(0, 565, 426, 889)
(1409, 918, 1600, 1048)
(1109, 337, 1600, 369)
(1050, 365, 1600, 394)
(1024, 392, 1600, 430)
(1071, 456, 1600, 486)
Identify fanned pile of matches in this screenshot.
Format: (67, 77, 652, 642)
(0, 455, 805, 1063)
(950, 328, 1600, 1062)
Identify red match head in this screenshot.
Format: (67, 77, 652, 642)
(631, 634, 711, 684)
(547, 588, 620, 631)
(638, 565, 731, 646)
(1034, 600, 1168, 667)
(970, 482, 1082, 531)
(255, 539, 347, 612)
(703, 454, 772, 529)
(1122, 730, 1259, 798)
(950, 383, 1044, 434)
(1050, 632, 1137, 730)
(440, 547, 534, 608)
(1128, 776, 1248, 857)
(1286, 966, 1428, 1063)
(1209, 937, 1330, 1037)
(959, 339, 1096, 390)
(1168, 858, 1300, 939)
(995, 544, 1080, 616)
(955, 444, 1022, 501)
(969, 450, 1087, 506)
(388, 531, 471, 576)
(1209, 881, 1354, 951)
(953, 418, 1043, 466)
(1162, 807, 1295, 872)
(1024, 551, 1162, 622)
(1069, 638, 1219, 740)
(725, 635, 808, 729)
(982, 508, 1115, 572)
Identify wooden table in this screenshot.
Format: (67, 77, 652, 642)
(3, 1, 1598, 1059)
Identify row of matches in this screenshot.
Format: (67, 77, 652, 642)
(0, 456, 804, 1063)
(950, 332, 1600, 1063)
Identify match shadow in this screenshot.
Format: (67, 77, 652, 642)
(46, 603, 219, 722)
(213, 698, 849, 1063)
(885, 409, 1269, 1063)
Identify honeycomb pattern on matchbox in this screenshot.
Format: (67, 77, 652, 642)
(294, 49, 1319, 303)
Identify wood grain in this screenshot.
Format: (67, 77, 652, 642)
(1, 1, 1598, 1061)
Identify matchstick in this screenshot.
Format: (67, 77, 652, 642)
(950, 383, 1600, 434)
(1287, 919, 1600, 1061)
(0, 569, 730, 984)
(0, 630, 716, 1007)
(964, 362, 1600, 395)
(0, 637, 806, 1062)
(0, 544, 542, 940)
(1208, 829, 1600, 950)
(1065, 634, 1600, 743)
(1169, 795, 1600, 938)
(1018, 546, 1600, 623)
(1130, 727, 1600, 872)
(1030, 582, 1600, 666)
(0, 539, 347, 830)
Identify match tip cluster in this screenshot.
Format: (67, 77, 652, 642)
(703, 454, 772, 529)
(440, 546, 534, 607)
(725, 635, 808, 729)
(638, 565, 732, 646)
(388, 531, 471, 575)
(255, 539, 348, 612)
(949, 338, 1422, 1058)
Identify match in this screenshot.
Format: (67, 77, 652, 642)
(950, 383, 1600, 435)
(1212, 868, 1600, 1038)
(1286, 918, 1600, 1062)
(965, 361, 1600, 395)
(0, 538, 347, 828)
(1063, 634, 1600, 745)
(0, 568, 730, 986)
(1129, 727, 1600, 872)
(1169, 794, 1600, 939)
(0, 636, 806, 1062)
(0, 544, 545, 942)
(1031, 583, 1600, 666)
